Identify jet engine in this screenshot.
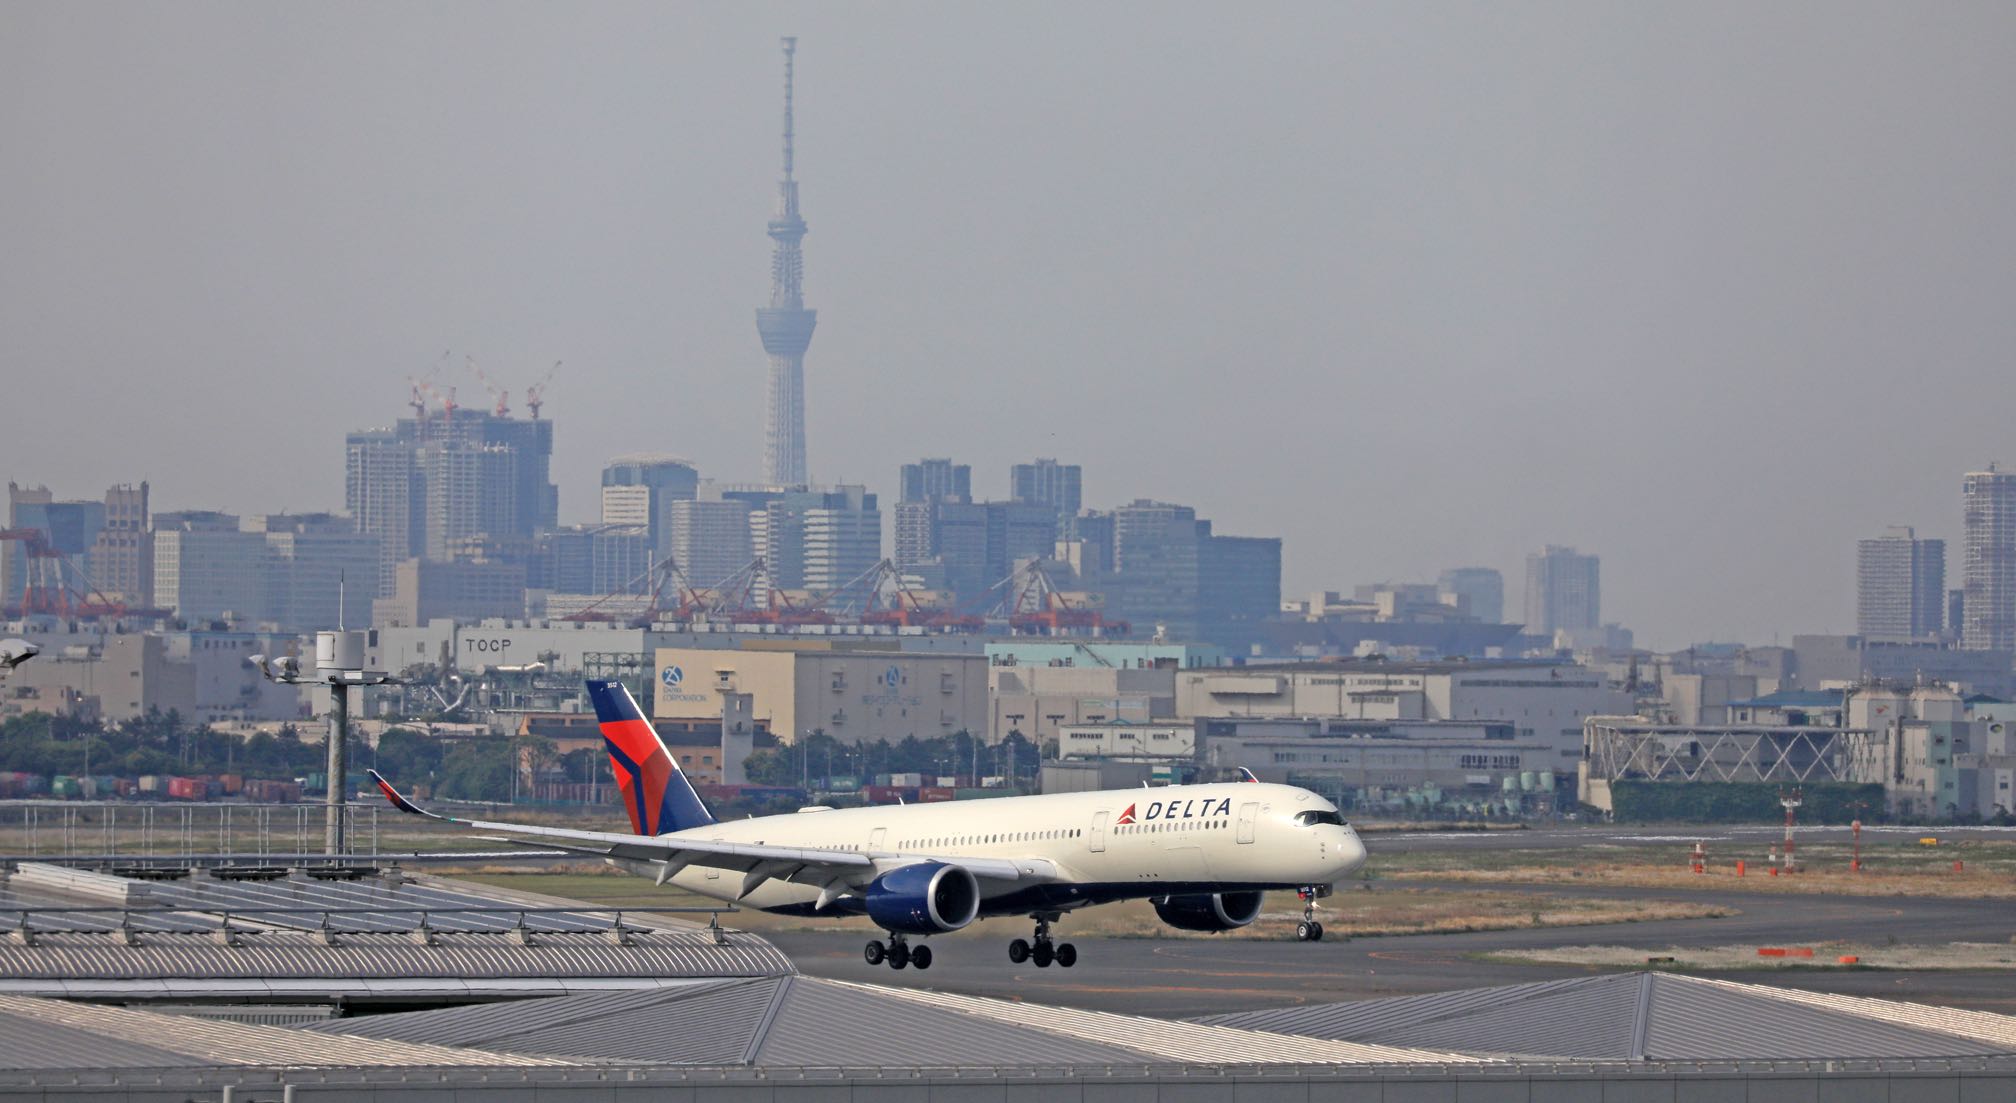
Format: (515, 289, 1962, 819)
(1152, 891, 1265, 932)
(864, 861, 981, 935)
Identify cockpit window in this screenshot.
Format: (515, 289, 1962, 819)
(1294, 809, 1346, 827)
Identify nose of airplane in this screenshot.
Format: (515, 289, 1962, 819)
(1333, 827, 1367, 878)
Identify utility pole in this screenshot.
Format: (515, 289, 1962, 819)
(251, 630, 398, 857)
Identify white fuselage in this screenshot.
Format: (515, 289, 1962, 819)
(619, 781, 1366, 917)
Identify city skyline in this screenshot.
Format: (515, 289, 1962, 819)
(7, 5, 2016, 649)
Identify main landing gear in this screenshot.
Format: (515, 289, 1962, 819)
(864, 933, 934, 971)
(1007, 913, 1077, 968)
(1294, 885, 1328, 942)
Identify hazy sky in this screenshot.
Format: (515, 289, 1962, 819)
(6, 3, 2015, 649)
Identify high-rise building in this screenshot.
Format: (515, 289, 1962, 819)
(599, 455, 699, 555)
(345, 409, 557, 592)
(1524, 545, 1600, 636)
(1857, 526, 1946, 642)
(762, 486, 878, 594)
(248, 513, 380, 631)
(1198, 527, 1283, 653)
(1010, 459, 1082, 518)
(534, 525, 654, 598)
(894, 499, 1057, 599)
(899, 458, 971, 504)
(668, 500, 756, 589)
(1095, 501, 1280, 650)
(3, 483, 105, 613)
(89, 483, 152, 608)
(1437, 567, 1504, 624)
(1962, 466, 2016, 651)
(153, 512, 266, 624)
(345, 428, 423, 595)
(755, 38, 816, 487)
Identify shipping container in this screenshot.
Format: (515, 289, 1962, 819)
(49, 776, 80, 800)
(918, 786, 955, 803)
(137, 775, 161, 794)
(889, 772, 924, 788)
(166, 776, 204, 801)
(219, 774, 244, 795)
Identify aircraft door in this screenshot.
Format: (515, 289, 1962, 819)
(869, 827, 887, 852)
(1089, 811, 1108, 853)
(1236, 802, 1259, 844)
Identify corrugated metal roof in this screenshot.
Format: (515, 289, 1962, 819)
(0, 927, 791, 983)
(753, 977, 1152, 1067)
(0, 995, 572, 1070)
(313, 979, 777, 1065)
(853, 981, 1486, 1065)
(1197, 972, 2016, 1061)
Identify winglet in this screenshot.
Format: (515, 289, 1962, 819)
(1236, 767, 1260, 783)
(368, 769, 442, 819)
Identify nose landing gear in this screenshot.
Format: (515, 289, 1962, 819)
(864, 933, 933, 970)
(1008, 912, 1076, 968)
(1294, 885, 1329, 942)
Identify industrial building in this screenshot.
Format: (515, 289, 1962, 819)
(0, 626, 306, 724)
(1195, 716, 1558, 815)
(1175, 660, 1631, 763)
(653, 643, 988, 744)
(1582, 683, 2016, 820)
(987, 662, 1176, 746)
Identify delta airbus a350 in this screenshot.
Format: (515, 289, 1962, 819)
(369, 679, 1367, 970)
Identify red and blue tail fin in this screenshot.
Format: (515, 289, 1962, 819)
(586, 679, 715, 835)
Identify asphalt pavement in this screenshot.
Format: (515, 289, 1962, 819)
(774, 823, 2016, 1019)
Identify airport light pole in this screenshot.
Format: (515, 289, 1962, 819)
(251, 630, 399, 856)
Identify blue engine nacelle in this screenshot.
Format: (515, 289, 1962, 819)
(864, 861, 981, 935)
(1152, 891, 1265, 932)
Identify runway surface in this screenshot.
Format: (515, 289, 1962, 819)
(771, 824, 2016, 1019)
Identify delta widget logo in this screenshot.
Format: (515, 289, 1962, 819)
(1116, 803, 1137, 825)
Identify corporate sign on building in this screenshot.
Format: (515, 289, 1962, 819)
(660, 663, 711, 706)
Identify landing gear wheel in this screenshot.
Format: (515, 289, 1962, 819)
(1033, 941, 1055, 968)
(888, 941, 911, 970)
(1295, 920, 1316, 942)
(1055, 943, 1077, 968)
(1008, 938, 1031, 964)
(910, 944, 933, 970)
(864, 940, 886, 965)
(1309, 922, 1325, 942)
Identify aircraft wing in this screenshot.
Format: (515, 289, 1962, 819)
(368, 770, 1053, 897)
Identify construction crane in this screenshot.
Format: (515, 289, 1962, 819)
(466, 355, 509, 417)
(987, 560, 1127, 638)
(525, 360, 560, 420)
(0, 529, 134, 619)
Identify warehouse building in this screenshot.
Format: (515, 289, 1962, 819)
(653, 643, 988, 745)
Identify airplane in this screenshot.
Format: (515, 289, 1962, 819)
(367, 679, 1367, 971)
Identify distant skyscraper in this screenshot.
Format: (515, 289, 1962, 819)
(1010, 459, 1082, 518)
(899, 459, 971, 504)
(152, 511, 265, 624)
(247, 513, 380, 631)
(1962, 466, 2016, 650)
(599, 455, 699, 556)
(668, 500, 756, 589)
(755, 37, 816, 487)
(345, 409, 557, 593)
(761, 486, 878, 594)
(90, 483, 153, 608)
(1524, 545, 1600, 636)
(1437, 566, 1504, 623)
(1857, 526, 1945, 642)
